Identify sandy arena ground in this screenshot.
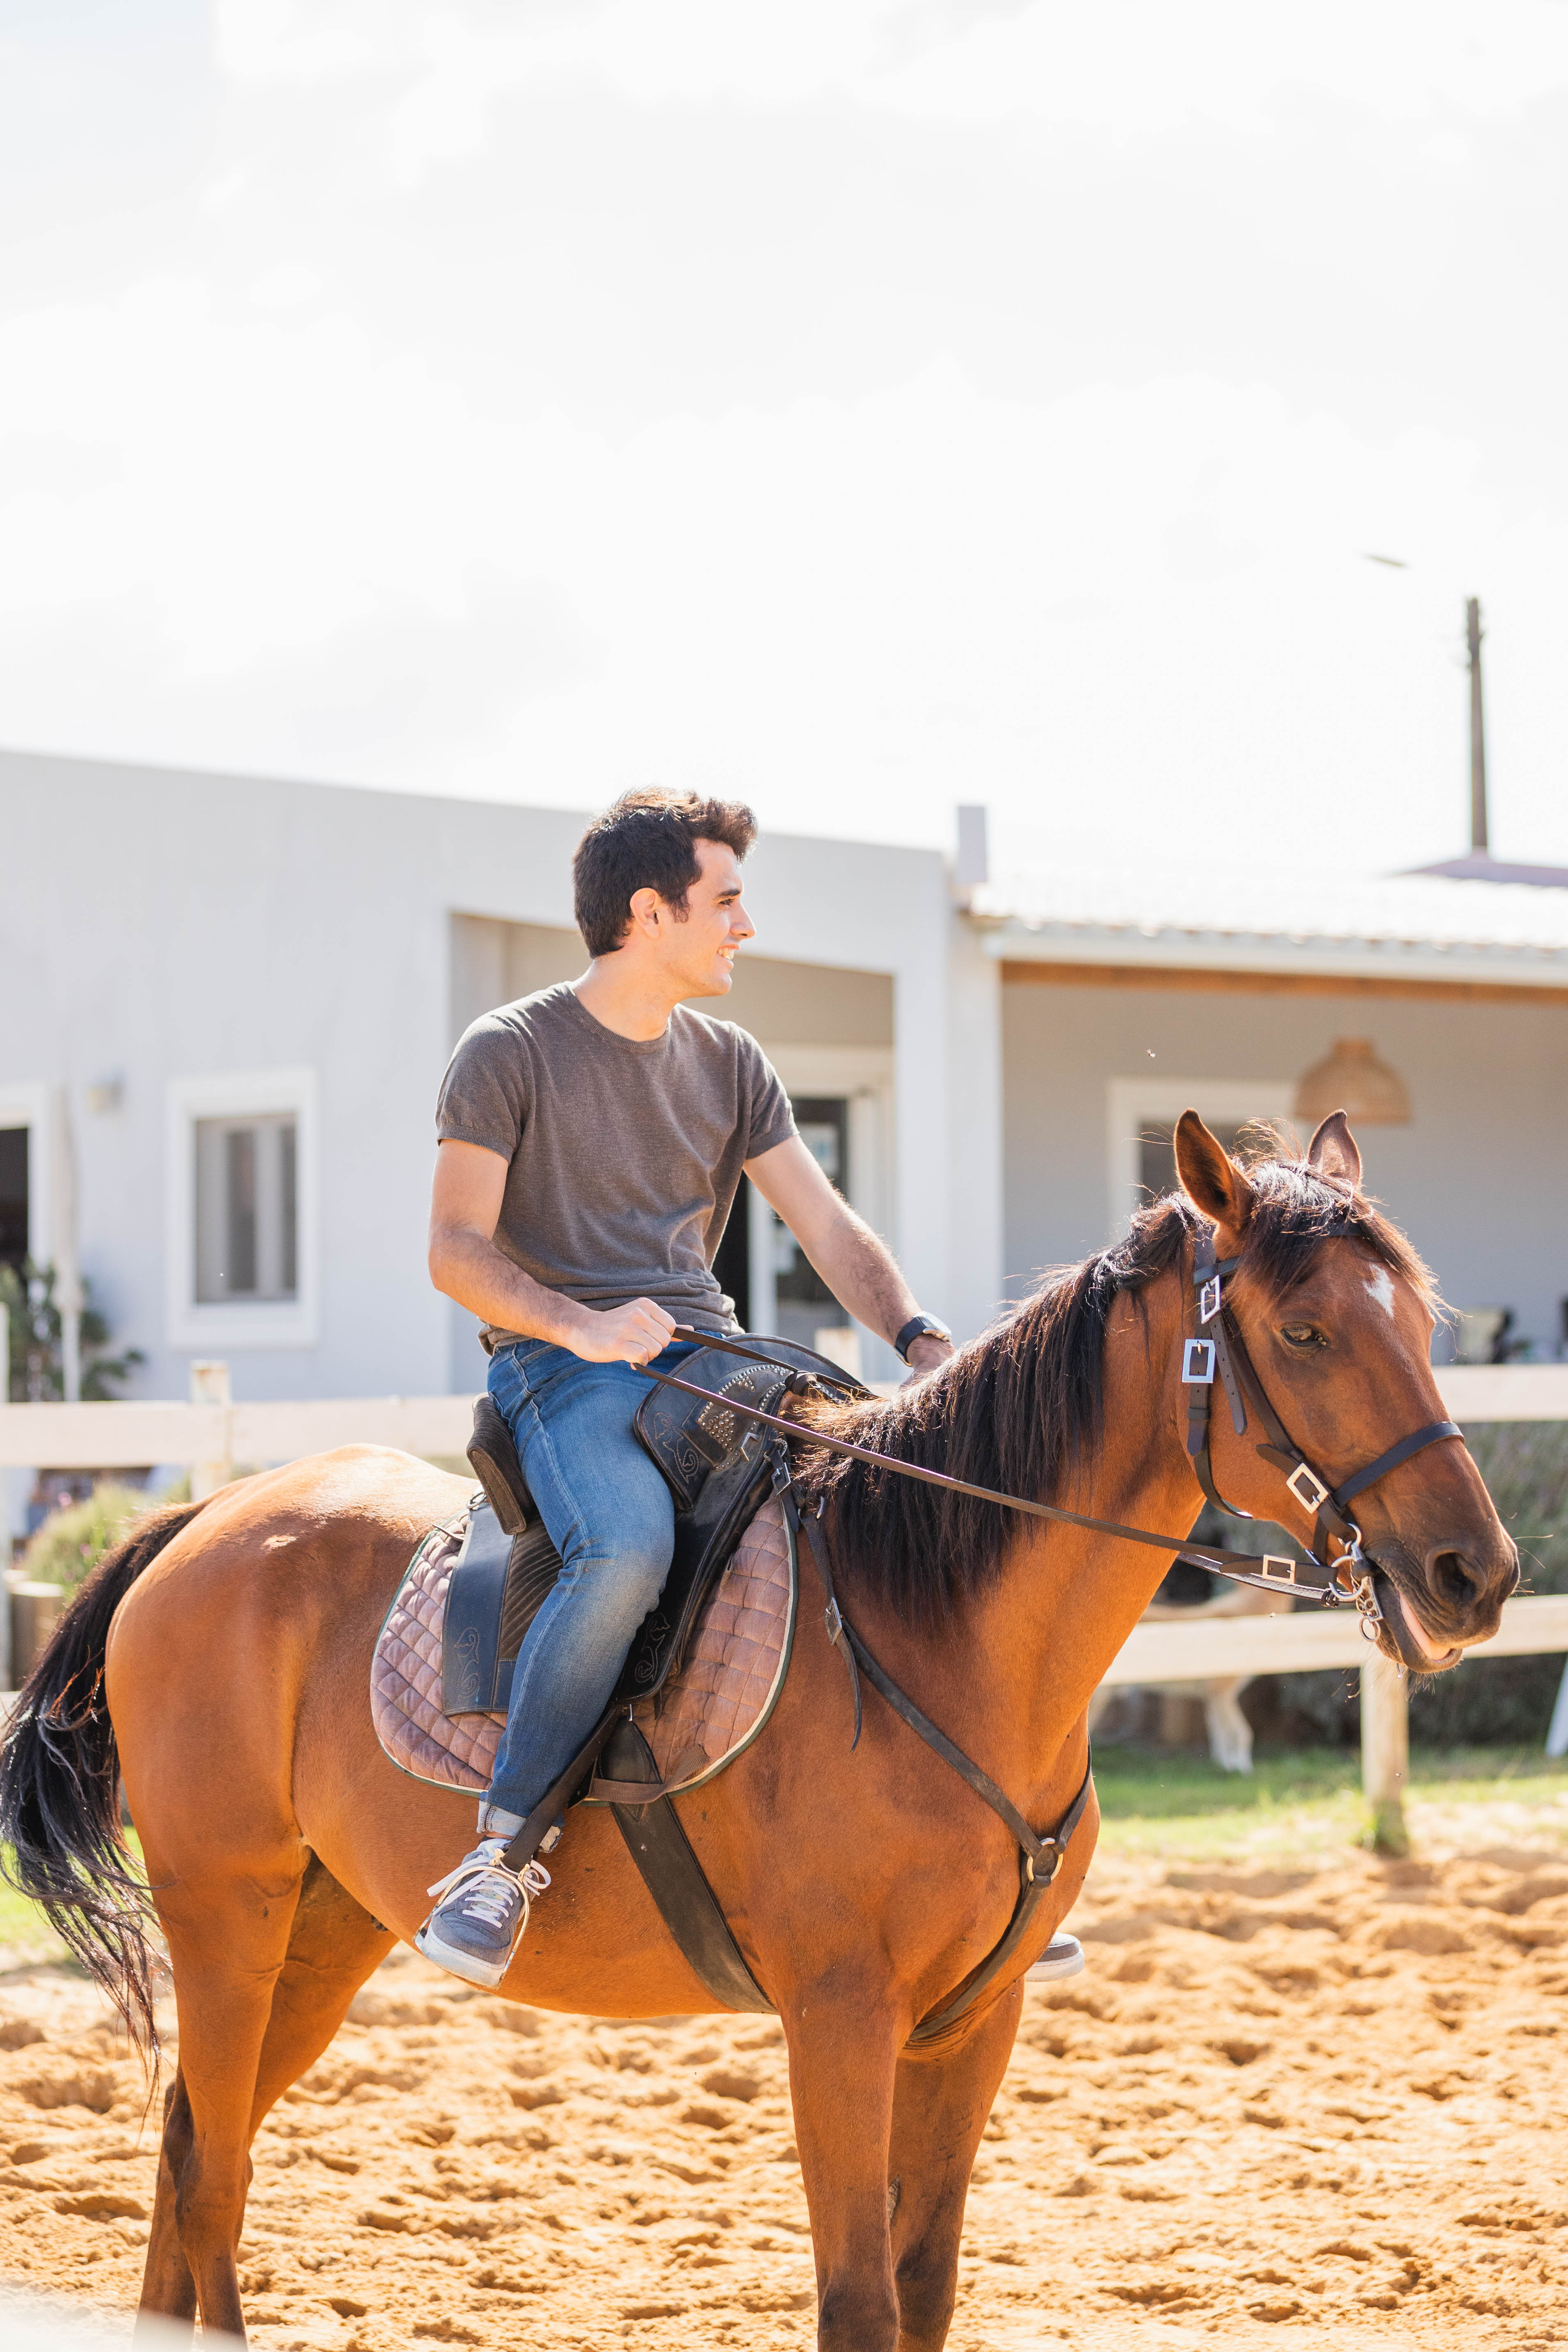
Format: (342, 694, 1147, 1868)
(3, 1821, 1568, 2352)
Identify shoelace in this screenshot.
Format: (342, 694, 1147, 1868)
(426, 1839, 551, 1932)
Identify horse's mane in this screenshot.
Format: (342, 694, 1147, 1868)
(796, 1142, 1438, 1624)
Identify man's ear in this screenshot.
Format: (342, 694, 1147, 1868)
(1173, 1110, 1255, 1237)
(1306, 1110, 1362, 1191)
(626, 885, 664, 939)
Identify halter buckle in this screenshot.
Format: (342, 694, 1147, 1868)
(1182, 1338, 1216, 1385)
(1198, 1275, 1222, 1325)
(1285, 1461, 1330, 1513)
(1259, 1555, 1297, 1584)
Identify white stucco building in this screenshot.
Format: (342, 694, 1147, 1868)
(5, 748, 1568, 1467)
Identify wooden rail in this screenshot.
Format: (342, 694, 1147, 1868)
(0, 1392, 476, 1472)
(3, 1361, 1565, 1472)
(1099, 1593, 1568, 1685)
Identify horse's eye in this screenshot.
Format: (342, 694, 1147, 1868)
(1280, 1322, 1323, 1349)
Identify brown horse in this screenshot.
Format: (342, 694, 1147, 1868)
(0, 1115, 1516, 2349)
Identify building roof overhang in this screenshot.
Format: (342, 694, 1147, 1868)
(967, 866, 1568, 995)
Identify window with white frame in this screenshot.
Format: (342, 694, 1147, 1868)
(194, 1113, 298, 1302)
(1105, 1078, 1294, 1241)
(167, 1070, 317, 1346)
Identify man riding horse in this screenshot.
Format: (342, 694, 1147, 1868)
(416, 786, 954, 1986)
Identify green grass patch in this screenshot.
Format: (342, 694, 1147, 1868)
(0, 1869, 66, 1961)
(1093, 1743, 1568, 1861)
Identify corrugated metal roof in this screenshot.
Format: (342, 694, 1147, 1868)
(971, 862, 1568, 983)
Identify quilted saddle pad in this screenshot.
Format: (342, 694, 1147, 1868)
(371, 1492, 797, 1801)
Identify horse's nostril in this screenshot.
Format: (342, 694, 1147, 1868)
(1427, 1549, 1481, 1609)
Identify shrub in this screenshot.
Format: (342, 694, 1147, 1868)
(21, 1484, 151, 1600)
(0, 1259, 144, 1401)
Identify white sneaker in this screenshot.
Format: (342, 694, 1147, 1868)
(414, 1837, 550, 1991)
(1026, 1933, 1085, 1983)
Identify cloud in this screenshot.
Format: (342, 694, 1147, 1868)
(215, 0, 1568, 138)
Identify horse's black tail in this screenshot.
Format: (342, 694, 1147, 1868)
(0, 1498, 206, 2055)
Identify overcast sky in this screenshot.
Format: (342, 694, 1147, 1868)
(2, 1, 1566, 878)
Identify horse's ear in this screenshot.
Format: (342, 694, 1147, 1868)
(1173, 1110, 1255, 1236)
(1307, 1111, 1362, 1191)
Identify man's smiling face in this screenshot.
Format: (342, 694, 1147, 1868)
(661, 836, 754, 998)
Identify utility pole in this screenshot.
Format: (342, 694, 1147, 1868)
(1467, 596, 1489, 855)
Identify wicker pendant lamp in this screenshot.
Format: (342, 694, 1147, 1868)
(1293, 1037, 1410, 1127)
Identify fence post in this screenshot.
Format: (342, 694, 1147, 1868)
(1360, 1648, 1409, 1856)
(188, 1361, 233, 1500)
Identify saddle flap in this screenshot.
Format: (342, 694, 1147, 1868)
(441, 1501, 565, 1718)
(440, 1497, 514, 1717)
(633, 1335, 864, 1512)
(633, 1346, 786, 1510)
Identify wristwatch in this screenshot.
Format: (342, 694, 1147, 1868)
(894, 1314, 953, 1364)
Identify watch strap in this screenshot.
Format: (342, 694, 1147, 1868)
(894, 1314, 951, 1363)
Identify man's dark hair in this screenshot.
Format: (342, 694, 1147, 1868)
(573, 787, 757, 957)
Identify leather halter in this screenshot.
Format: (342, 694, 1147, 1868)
(1180, 1225, 1463, 1637)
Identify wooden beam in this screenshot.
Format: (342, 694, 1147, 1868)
(0, 1393, 478, 1469)
(1000, 958, 1568, 1006)
(1098, 1592, 1568, 1685)
(1360, 1648, 1410, 1856)
(0, 1361, 1562, 1470)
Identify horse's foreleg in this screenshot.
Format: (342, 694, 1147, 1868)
(784, 1993, 904, 2352)
(887, 1986, 1023, 2352)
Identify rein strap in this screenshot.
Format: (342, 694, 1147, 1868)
(650, 1341, 1341, 1602)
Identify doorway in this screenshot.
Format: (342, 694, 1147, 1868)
(711, 1049, 894, 1375)
(711, 1098, 854, 1350)
(0, 1125, 26, 1275)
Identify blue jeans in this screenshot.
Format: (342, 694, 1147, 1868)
(477, 1336, 699, 1836)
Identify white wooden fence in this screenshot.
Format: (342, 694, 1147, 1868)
(5, 1360, 1568, 1847)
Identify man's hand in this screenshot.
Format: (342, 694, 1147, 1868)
(901, 1333, 955, 1386)
(563, 1296, 677, 1367)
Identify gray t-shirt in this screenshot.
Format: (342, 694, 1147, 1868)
(436, 983, 797, 1343)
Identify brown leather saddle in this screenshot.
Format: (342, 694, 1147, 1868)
(445, 1336, 864, 1726)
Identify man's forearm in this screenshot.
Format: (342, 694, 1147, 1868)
(429, 1226, 588, 1348)
(795, 1206, 922, 1350)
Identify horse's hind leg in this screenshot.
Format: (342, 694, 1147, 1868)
(887, 1988, 1023, 2352)
(135, 1851, 309, 2341)
(248, 1854, 391, 2129)
(137, 2072, 199, 2334)
(138, 1857, 387, 2340)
